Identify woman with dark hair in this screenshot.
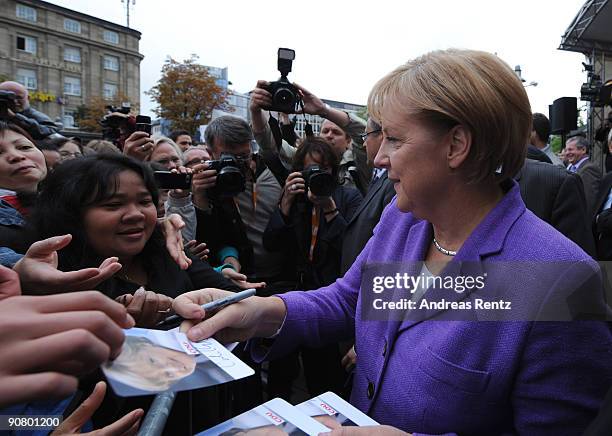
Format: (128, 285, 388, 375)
(263, 136, 362, 400)
(56, 136, 83, 162)
(0, 121, 46, 253)
(33, 153, 238, 325)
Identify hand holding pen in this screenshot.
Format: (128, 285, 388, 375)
(171, 288, 287, 343)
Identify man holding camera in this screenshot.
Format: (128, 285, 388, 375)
(250, 82, 371, 196)
(0, 81, 59, 139)
(191, 116, 285, 286)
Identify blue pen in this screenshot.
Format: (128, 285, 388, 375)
(156, 288, 256, 328)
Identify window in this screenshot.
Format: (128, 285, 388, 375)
(103, 30, 119, 44)
(63, 110, 78, 128)
(64, 77, 81, 96)
(16, 35, 36, 54)
(64, 46, 81, 63)
(16, 69, 37, 90)
(103, 55, 119, 71)
(16, 4, 36, 22)
(103, 83, 118, 100)
(64, 18, 81, 34)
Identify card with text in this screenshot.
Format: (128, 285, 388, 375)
(102, 328, 254, 396)
(297, 391, 379, 429)
(197, 398, 329, 435)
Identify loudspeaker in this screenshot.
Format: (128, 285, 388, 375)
(549, 97, 577, 134)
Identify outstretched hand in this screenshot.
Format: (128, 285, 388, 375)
(51, 381, 143, 435)
(13, 234, 122, 294)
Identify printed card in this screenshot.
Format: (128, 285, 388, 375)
(197, 398, 329, 435)
(102, 328, 254, 396)
(297, 391, 379, 429)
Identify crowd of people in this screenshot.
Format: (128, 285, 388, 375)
(0, 47, 612, 436)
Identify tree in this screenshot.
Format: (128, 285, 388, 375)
(356, 106, 368, 122)
(146, 55, 229, 134)
(76, 92, 137, 132)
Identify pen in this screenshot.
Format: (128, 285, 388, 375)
(156, 288, 257, 329)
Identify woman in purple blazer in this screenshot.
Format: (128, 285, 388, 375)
(174, 49, 612, 435)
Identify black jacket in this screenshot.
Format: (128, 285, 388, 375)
(340, 171, 395, 274)
(515, 159, 596, 257)
(91, 250, 239, 299)
(263, 185, 362, 289)
(13, 106, 60, 139)
(593, 172, 612, 260)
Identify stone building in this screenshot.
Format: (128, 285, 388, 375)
(0, 0, 143, 130)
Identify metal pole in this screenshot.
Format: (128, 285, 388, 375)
(137, 391, 176, 436)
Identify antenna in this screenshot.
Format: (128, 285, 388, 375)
(121, 0, 136, 27)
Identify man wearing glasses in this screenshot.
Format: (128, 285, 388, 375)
(191, 116, 285, 287)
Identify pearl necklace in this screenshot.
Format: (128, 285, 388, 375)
(433, 237, 457, 256)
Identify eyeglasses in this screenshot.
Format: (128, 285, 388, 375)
(360, 129, 382, 142)
(184, 158, 206, 168)
(59, 151, 82, 159)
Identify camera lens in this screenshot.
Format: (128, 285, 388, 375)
(308, 172, 335, 197)
(274, 87, 295, 106)
(217, 167, 246, 197)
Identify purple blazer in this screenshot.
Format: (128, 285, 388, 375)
(257, 181, 612, 435)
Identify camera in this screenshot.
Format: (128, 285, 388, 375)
(263, 48, 302, 114)
(134, 115, 151, 134)
(0, 90, 17, 120)
(580, 63, 612, 107)
(302, 165, 336, 197)
(154, 171, 192, 190)
(206, 153, 246, 197)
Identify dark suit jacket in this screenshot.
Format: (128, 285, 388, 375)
(340, 171, 396, 274)
(515, 159, 596, 257)
(593, 172, 612, 260)
(577, 160, 603, 217)
(527, 144, 553, 164)
(263, 185, 362, 289)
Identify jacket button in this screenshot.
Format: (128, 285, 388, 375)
(382, 340, 387, 357)
(367, 382, 375, 399)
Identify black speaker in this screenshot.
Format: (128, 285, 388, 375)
(549, 97, 577, 134)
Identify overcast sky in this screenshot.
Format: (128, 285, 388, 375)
(47, 0, 589, 119)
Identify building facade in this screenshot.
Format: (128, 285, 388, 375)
(0, 0, 143, 130)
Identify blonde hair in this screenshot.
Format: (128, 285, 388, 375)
(149, 135, 183, 160)
(368, 49, 531, 183)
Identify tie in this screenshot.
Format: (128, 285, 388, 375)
(568, 164, 577, 173)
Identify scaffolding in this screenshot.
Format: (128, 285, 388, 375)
(559, 0, 612, 167)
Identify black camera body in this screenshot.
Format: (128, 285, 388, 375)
(0, 90, 17, 120)
(262, 48, 301, 114)
(154, 171, 192, 190)
(206, 153, 246, 197)
(302, 165, 335, 197)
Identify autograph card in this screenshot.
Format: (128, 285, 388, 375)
(102, 328, 253, 396)
(197, 398, 329, 436)
(297, 391, 379, 429)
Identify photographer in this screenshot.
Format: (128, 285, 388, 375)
(0, 81, 59, 139)
(263, 136, 362, 399)
(250, 81, 371, 195)
(191, 116, 284, 287)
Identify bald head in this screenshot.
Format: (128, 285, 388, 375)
(0, 81, 29, 112)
